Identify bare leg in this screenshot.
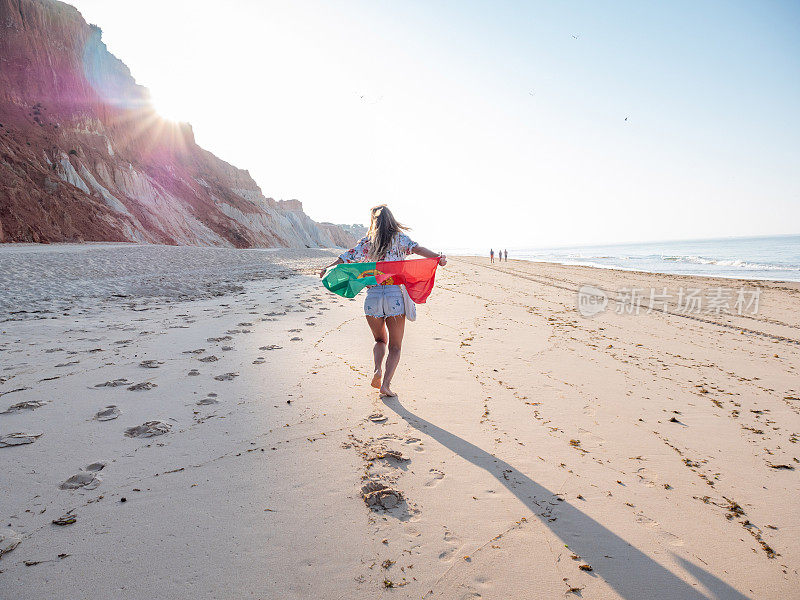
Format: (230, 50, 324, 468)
(366, 316, 387, 388)
(380, 315, 405, 397)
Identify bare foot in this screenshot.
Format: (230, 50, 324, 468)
(379, 386, 396, 398)
(371, 370, 382, 389)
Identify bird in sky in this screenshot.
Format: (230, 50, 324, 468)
(572, 34, 579, 39)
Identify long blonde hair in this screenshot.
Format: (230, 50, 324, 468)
(367, 205, 408, 261)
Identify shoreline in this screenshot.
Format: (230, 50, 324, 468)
(459, 254, 800, 285)
(2, 239, 799, 283)
(1, 247, 798, 598)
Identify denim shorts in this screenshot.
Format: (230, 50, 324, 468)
(364, 284, 404, 318)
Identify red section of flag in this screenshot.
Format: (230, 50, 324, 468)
(375, 258, 439, 303)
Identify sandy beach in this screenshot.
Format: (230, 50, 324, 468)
(1, 244, 798, 599)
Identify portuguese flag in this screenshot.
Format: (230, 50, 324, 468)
(322, 258, 439, 303)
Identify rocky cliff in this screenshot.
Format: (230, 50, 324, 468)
(0, 0, 354, 248)
(337, 223, 368, 240)
(318, 223, 359, 247)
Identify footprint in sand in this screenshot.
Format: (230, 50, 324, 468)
(198, 355, 219, 363)
(0, 432, 43, 447)
(288, 328, 302, 333)
(439, 529, 462, 560)
(368, 413, 388, 423)
(634, 467, 658, 488)
(55, 361, 79, 368)
(259, 345, 282, 351)
(139, 360, 164, 369)
(214, 372, 239, 381)
(127, 382, 157, 391)
(125, 420, 172, 438)
(253, 358, 265, 365)
(1, 400, 47, 414)
(94, 405, 120, 421)
(238, 322, 253, 327)
(634, 512, 684, 546)
(188, 369, 200, 376)
(221, 346, 234, 351)
(60, 462, 106, 490)
(207, 336, 232, 343)
(365, 443, 408, 463)
(182, 348, 205, 355)
(197, 393, 219, 405)
(0, 529, 22, 558)
(290, 337, 302, 342)
(403, 437, 425, 452)
(425, 469, 445, 487)
(95, 378, 130, 388)
(361, 481, 403, 509)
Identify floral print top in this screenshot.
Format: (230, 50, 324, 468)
(338, 232, 418, 264)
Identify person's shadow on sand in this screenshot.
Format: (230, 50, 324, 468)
(382, 396, 751, 600)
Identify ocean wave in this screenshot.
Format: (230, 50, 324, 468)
(497, 236, 800, 281)
(660, 255, 800, 271)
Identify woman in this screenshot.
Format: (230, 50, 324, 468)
(319, 205, 447, 397)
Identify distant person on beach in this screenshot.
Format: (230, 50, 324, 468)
(319, 205, 447, 397)
(490, 249, 495, 263)
(504, 249, 508, 262)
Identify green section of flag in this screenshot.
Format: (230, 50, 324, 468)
(322, 261, 379, 298)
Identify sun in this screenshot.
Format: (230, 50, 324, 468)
(150, 89, 187, 123)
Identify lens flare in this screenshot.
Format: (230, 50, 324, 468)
(150, 90, 186, 123)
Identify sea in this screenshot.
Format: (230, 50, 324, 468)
(458, 235, 800, 282)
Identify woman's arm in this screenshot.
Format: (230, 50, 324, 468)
(319, 257, 343, 278)
(321, 236, 365, 277)
(412, 245, 447, 266)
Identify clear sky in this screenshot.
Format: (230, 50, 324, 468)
(68, 0, 799, 250)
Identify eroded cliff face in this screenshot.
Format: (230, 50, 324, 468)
(318, 223, 359, 248)
(0, 0, 354, 248)
(337, 223, 368, 241)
